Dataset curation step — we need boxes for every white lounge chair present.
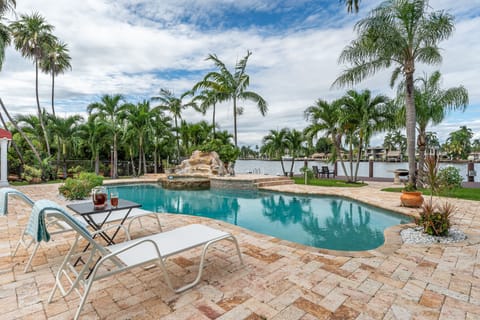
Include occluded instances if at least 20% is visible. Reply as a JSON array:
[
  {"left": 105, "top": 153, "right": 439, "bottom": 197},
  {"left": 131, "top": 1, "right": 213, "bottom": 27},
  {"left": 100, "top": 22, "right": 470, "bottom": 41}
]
[
  {"left": 2, "top": 188, "right": 161, "bottom": 272},
  {"left": 40, "top": 200, "right": 243, "bottom": 320}
]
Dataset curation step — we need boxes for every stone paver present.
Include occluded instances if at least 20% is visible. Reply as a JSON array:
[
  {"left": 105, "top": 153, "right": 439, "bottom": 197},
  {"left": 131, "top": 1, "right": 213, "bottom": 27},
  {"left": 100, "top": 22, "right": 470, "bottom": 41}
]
[{"left": 1, "top": 177, "right": 479, "bottom": 319}]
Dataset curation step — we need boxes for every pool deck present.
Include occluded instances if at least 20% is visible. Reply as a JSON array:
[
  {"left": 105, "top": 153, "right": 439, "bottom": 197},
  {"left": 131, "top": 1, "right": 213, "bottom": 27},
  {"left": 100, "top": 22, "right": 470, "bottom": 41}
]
[{"left": 1, "top": 176, "right": 480, "bottom": 319}]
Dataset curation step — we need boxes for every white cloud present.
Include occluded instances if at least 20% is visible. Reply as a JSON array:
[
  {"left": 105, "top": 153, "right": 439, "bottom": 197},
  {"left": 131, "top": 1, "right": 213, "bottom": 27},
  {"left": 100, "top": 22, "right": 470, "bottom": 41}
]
[{"left": 0, "top": 0, "right": 479, "bottom": 148}]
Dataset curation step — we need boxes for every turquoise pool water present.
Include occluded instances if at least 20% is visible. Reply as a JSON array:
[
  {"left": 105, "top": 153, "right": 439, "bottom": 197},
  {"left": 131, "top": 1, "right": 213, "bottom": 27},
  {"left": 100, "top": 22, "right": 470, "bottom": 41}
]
[{"left": 107, "top": 184, "right": 411, "bottom": 251}]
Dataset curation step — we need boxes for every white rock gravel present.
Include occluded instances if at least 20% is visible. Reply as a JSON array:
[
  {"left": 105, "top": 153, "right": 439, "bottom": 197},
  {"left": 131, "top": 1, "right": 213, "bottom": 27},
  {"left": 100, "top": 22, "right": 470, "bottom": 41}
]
[{"left": 401, "top": 226, "right": 467, "bottom": 244}]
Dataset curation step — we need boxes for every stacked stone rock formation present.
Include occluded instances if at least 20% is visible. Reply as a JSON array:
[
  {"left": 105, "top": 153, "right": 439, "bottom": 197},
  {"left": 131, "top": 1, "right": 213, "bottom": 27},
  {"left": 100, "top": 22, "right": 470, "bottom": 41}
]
[{"left": 174, "top": 151, "right": 228, "bottom": 176}]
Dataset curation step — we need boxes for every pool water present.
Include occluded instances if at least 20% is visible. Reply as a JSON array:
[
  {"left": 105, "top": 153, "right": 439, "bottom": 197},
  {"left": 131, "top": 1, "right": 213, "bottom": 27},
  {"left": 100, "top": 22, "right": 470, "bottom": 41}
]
[{"left": 107, "top": 184, "right": 411, "bottom": 251}]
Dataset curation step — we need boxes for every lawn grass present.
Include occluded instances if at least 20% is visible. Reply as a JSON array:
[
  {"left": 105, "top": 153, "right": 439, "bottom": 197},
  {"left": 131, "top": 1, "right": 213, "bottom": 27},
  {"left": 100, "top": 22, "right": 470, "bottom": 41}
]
[
  {"left": 293, "top": 177, "right": 366, "bottom": 187},
  {"left": 381, "top": 187, "right": 480, "bottom": 201}
]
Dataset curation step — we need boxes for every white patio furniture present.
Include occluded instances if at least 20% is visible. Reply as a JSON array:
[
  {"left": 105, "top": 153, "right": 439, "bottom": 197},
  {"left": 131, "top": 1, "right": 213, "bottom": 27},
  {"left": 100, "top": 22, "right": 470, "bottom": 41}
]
[{"left": 41, "top": 200, "right": 243, "bottom": 320}]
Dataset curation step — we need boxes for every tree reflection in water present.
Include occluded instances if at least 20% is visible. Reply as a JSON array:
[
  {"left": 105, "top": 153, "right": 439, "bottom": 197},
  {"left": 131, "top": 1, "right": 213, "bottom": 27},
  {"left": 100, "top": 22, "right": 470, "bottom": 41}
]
[
  {"left": 302, "top": 199, "right": 384, "bottom": 250},
  {"left": 261, "top": 195, "right": 312, "bottom": 225}
]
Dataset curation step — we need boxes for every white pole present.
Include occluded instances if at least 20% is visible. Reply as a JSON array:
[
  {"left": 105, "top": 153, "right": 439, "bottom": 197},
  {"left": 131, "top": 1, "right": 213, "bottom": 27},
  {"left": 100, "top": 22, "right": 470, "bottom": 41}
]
[{"left": 0, "top": 138, "right": 9, "bottom": 187}]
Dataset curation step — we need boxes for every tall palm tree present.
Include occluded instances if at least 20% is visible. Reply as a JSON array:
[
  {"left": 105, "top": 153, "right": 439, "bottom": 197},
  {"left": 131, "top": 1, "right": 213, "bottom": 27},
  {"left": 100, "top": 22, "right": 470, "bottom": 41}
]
[
  {"left": 151, "top": 88, "right": 195, "bottom": 161},
  {"left": 87, "top": 94, "right": 126, "bottom": 178},
  {"left": 10, "top": 12, "right": 56, "bottom": 156},
  {"left": 333, "top": 0, "right": 455, "bottom": 186},
  {"left": 340, "top": 90, "right": 393, "bottom": 181},
  {"left": 203, "top": 51, "right": 267, "bottom": 146},
  {"left": 40, "top": 39, "right": 71, "bottom": 116},
  {"left": 398, "top": 71, "right": 468, "bottom": 184},
  {"left": 48, "top": 114, "right": 82, "bottom": 178}
]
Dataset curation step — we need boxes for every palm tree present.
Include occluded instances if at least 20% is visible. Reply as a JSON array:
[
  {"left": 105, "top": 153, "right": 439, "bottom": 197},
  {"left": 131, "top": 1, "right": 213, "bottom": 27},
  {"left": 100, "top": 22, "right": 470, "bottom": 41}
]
[
  {"left": 151, "top": 88, "right": 195, "bottom": 161},
  {"left": 0, "top": 0, "right": 15, "bottom": 68},
  {"left": 398, "top": 71, "right": 468, "bottom": 184},
  {"left": 40, "top": 39, "right": 72, "bottom": 116},
  {"left": 10, "top": 12, "right": 57, "bottom": 155},
  {"left": 340, "top": 90, "right": 393, "bottom": 181},
  {"left": 285, "top": 129, "right": 305, "bottom": 176},
  {"left": 191, "top": 88, "right": 224, "bottom": 138},
  {"left": 48, "top": 114, "right": 82, "bottom": 178},
  {"left": 203, "top": 51, "right": 267, "bottom": 146},
  {"left": 77, "top": 115, "right": 109, "bottom": 175},
  {"left": 262, "top": 129, "right": 289, "bottom": 175},
  {"left": 342, "top": 0, "right": 360, "bottom": 13},
  {"left": 304, "top": 98, "right": 349, "bottom": 177},
  {"left": 87, "top": 94, "right": 127, "bottom": 178},
  {"left": 333, "top": 0, "right": 455, "bottom": 186},
  {"left": 123, "top": 100, "right": 159, "bottom": 175}
]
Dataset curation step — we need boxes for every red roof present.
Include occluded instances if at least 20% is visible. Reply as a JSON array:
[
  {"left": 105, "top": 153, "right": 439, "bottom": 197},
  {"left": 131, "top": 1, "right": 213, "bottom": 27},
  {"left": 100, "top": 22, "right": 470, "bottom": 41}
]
[{"left": 0, "top": 128, "right": 12, "bottom": 139}]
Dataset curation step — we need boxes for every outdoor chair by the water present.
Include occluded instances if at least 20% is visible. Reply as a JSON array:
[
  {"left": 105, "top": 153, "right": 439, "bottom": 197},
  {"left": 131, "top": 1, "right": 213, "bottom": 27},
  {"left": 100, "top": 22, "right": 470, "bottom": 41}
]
[
  {"left": 1, "top": 188, "right": 162, "bottom": 272},
  {"left": 41, "top": 200, "right": 243, "bottom": 320},
  {"left": 320, "top": 166, "right": 334, "bottom": 178}
]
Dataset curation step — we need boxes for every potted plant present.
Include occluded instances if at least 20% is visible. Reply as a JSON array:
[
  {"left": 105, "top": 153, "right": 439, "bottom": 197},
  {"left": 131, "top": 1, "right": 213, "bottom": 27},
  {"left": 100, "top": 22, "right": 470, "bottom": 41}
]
[{"left": 400, "top": 181, "right": 424, "bottom": 208}]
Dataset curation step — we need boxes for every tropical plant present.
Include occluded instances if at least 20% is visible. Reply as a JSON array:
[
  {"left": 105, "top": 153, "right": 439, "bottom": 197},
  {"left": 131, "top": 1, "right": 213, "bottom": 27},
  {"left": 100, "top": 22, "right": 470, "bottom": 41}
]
[
  {"left": 191, "top": 87, "right": 225, "bottom": 138},
  {"left": 77, "top": 115, "right": 109, "bottom": 175},
  {"left": 261, "top": 128, "right": 289, "bottom": 175},
  {"left": 304, "top": 98, "right": 343, "bottom": 164},
  {"left": 39, "top": 39, "right": 72, "bottom": 116},
  {"left": 48, "top": 114, "right": 82, "bottom": 178},
  {"left": 123, "top": 100, "right": 159, "bottom": 175},
  {"left": 443, "top": 126, "right": 473, "bottom": 160},
  {"left": 0, "top": 0, "right": 14, "bottom": 69},
  {"left": 284, "top": 129, "right": 305, "bottom": 176},
  {"left": 437, "top": 166, "right": 463, "bottom": 190},
  {"left": 198, "top": 138, "right": 239, "bottom": 169},
  {"left": 333, "top": 0, "right": 455, "bottom": 187},
  {"left": 87, "top": 94, "right": 127, "bottom": 178},
  {"left": 416, "top": 155, "right": 454, "bottom": 236},
  {"left": 21, "top": 164, "right": 42, "bottom": 183},
  {"left": 342, "top": 0, "right": 360, "bottom": 13},
  {"left": 339, "top": 89, "right": 393, "bottom": 181},
  {"left": 151, "top": 88, "right": 195, "bottom": 161},
  {"left": 397, "top": 71, "right": 468, "bottom": 185},
  {"left": 59, "top": 172, "right": 104, "bottom": 200},
  {"left": 202, "top": 51, "right": 267, "bottom": 146},
  {"left": 10, "top": 12, "right": 57, "bottom": 156}
]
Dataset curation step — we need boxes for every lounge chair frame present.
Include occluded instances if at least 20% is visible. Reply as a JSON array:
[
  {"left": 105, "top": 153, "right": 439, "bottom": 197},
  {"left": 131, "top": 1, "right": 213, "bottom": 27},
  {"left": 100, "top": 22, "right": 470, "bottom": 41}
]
[{"left": 46, "top": 210, "right": 243, "bottom": 320}]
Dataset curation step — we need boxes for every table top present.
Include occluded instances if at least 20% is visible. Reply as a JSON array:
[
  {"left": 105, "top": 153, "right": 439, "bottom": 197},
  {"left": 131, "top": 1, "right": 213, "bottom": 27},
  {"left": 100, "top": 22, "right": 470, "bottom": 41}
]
[{"left": 67, "top": 199, "right": 141, "bottom": 215}]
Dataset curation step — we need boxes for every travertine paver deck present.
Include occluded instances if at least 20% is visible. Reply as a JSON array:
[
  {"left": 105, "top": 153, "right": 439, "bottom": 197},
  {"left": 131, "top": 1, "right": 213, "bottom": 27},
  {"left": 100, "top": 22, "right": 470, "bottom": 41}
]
[{"left": 1, "top": 177, "right": 479, "bottom": 319}]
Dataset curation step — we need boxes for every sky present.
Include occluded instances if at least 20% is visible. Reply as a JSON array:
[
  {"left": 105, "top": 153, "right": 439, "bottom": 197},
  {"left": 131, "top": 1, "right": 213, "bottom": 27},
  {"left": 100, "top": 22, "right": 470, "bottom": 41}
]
[{"left": 1, "top": 0, "right": 479, "bottom": 149}]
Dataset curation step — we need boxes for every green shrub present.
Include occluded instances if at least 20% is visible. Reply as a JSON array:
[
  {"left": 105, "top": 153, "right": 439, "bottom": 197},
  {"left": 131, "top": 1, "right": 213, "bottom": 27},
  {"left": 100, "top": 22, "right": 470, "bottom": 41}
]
[
  {"left": 58, "top": 172, "right": 104, "bottom": 200},
  {"left": 68, "top": 165, "right": 84, "bottom": 177},
  {"left": 21, "top": 165, "right": 42, "bottom": 183},
  {"left": 438, "top": 166, "right": 463, "bottom": 190}
]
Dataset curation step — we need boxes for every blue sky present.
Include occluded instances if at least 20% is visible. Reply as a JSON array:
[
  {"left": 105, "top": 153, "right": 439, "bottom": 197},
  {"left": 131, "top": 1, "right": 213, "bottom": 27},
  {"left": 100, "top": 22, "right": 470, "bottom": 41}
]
[{"left": 1, "top": 0, "right": 479, "bottom": 148}]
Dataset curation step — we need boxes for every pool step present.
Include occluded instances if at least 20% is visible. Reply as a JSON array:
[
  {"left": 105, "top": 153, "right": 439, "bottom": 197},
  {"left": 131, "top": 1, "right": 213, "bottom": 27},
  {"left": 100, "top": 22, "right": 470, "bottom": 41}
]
[{"left": 255, "top": 177, "right": 294, "bottom": 188}]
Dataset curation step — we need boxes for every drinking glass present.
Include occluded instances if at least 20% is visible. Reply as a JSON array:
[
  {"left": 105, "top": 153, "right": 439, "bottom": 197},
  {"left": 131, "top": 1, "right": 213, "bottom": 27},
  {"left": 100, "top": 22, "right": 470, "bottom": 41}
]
[{"left": 110, "top": 192, "right": 119, "bottom": 208}]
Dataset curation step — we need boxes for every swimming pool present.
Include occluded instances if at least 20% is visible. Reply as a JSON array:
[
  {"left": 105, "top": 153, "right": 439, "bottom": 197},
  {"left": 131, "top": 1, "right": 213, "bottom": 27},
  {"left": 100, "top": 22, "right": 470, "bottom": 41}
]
[{"left": 107, "top": 184, "right": 411, "bottom": 251}]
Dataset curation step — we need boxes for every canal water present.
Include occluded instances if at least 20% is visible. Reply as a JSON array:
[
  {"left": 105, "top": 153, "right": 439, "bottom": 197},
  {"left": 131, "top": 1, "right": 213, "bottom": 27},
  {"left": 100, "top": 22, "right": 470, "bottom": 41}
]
[{"left": 235, "top": 160, "right": 470, "bottom": 181}]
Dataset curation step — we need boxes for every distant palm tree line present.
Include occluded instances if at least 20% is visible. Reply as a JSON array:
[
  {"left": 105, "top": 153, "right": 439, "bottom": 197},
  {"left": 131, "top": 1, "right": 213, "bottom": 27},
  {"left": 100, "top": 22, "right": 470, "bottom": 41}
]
[{"left": 0, "top": 1, "right": 475, "bottom": 184}]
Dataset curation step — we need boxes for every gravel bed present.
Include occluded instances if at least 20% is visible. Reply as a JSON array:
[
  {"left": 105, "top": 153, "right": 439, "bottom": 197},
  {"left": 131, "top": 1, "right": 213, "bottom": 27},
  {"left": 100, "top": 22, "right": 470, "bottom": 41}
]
[{"left": 401, "top": 226, "right": 467, "bottom": 244}]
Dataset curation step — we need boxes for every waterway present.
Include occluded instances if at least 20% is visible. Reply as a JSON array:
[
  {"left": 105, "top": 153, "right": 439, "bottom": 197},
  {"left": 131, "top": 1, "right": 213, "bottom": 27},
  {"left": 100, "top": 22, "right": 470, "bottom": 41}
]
[{"left": 235, "top": 159, "right": 470, "bottom": 181}]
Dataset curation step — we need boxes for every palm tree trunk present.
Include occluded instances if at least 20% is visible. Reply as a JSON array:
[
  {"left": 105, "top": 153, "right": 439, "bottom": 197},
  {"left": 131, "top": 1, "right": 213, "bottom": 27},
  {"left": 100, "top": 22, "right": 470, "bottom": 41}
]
[
  {"left": 94, "top": 151, "right": 100, "bottom": 175},
  {"left": 280, "top": 158, "right": 286, "bottom": 175},
  {"left": 0, "top": 97, "right": 43, "bottom": 165},
  {"left": 334, "top": 133, "right": 348, "bottom": 180},
  {"left": 405, "top": 71, "right": 417, "bottom": 186},
  {"left": 417, "top": 128, "right": 427, "bottom": 187},
  {"left": 0, "top": 111, "right": 25, "bottom": 166},
  {"left": 153, "top": 144, "right": 158, "bottom": 174},
  {"left": 129, "top": 147, "right": 137, "bottom": 176},
  {"left": 113, "top": 132, "right": 118, "bottom": 178},
  {"left": 289, "top": 159, "right": 295, "bottom": 177},
  {"left": 233, "top": 97, "right": 238, "bottom": 146},
  {"left": 35, "top": 58, "right": 51, "bottom": 156},
  {"left": 174, "top": 116, "right": 180, "bottom": 161},
  {"left": 212, "top": 103, "right": 216, "bottom": 138},
  {"left": 354, "top": 142, "right": 362, "bottom": 182},
  {"left": 143, "top": 148, "right": 147, "bottom": 174},
  {"left": 51, "top": 68, "right": 56, "bottom": 116}
]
